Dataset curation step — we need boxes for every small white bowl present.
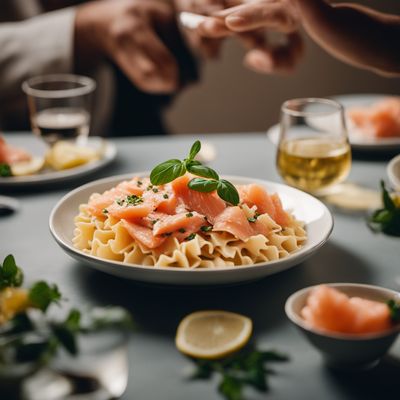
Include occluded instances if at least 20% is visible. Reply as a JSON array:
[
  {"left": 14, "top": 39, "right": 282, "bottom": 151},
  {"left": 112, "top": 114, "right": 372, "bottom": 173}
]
[
  {"left": 387, "top": 154, "right": 400, "bottom": 190},
  {"left": 285, "top": 283, "right": 400, "bottom": 369}
]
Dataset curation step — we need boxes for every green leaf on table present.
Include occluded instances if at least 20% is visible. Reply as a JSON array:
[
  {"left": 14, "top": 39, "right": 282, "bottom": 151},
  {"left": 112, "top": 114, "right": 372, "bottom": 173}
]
[
  {"left": 186, "top": 162, "right": 219, "bottom": 180},
  {"left": 188, "top": 140, "right": 201, "bottom": 160},
  {"left": 0, "top": 254, "right": 24, "bottom": 289},
  {"left": 150, "top": 159, "right": 186, "bottom": 185},
  {"left": 188, "top": 178, "right": 219, "bottom": 193},
  {"left": 218, "top": 375, "right": 243, "bottom": 400},
  {"left": 188, "top": 347, "right": 289, "bottom": 400},
  {"left": 29, "top": 281, "right": 61, "bottom": 312},
  {"left": 0, "top": 163, "right": 12, "bottom": 177},
  {"left": 381, "top": 180, "right": 396, "bottom": 211},
  {"left": 217, "top": 180, "right": 240, "bottom": 205},
  {"left": 65, "top": 309, "right": 81, "bottom": 331},
  {"left": 367, "top": 181, "right": 400, "bottom": 237}
]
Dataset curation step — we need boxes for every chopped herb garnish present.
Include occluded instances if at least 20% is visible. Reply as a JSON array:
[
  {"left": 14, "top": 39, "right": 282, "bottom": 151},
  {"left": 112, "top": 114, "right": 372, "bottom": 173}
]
[
  {"left": 368, "top": 181, "right": 400, "bottom": 237},
  {"left": 137, "top": 180, "right": 143, "bottom": 186},
  {"left": 152, "top": 187, "right": 159, "bottom": 193},
  {"left": 185, "top": 233, "right": 196, "bottom": 241},
  {"left": 387, "top": 299, "right": 400, "bottom": 323},
  {"left": 147, "top": 185, "right": 153, "bottom": 191},
  {"left": 103, "top": 208, "right": 108, "bottom": 214},
  {"left": 116, "top": 198, "right": 124, "bottom": 206},
  {"left": 247, "top": 217, "right": 257, "bottom": 223},
  {"left": 178, "top": 228, "right": 186, "bottom": 233},
  {"left": 188, "top": 346, "right": 289, "bottom": 400},
  {"left": 163, "top": 193, "right": 169, "bottom": 199},
  {"left": 125, "top": 195, "right": 144, "bottom": 206},
  {"left": 0, "top": 163, "right": 12, "bottom": 177},
  {"left": 186, "top": 212, "right": 194, "bottom": 218},
  {"left": 162, "top": 232, "right": 172, "bottom": 237},
  {"left": 149, "top": 141, "right": 240, "bottom": 205},
  {"left": 151, "top": 219, "right": 159, "bottom": 225},
  {"left": 201, "top": 225, "right": 212, "bottom": 232}
]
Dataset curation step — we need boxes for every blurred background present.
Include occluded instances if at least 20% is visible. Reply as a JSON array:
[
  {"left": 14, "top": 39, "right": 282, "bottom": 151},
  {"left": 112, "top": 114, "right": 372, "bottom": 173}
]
[{"left": 167, "top": 0, "right": 400, "bottom": 134}]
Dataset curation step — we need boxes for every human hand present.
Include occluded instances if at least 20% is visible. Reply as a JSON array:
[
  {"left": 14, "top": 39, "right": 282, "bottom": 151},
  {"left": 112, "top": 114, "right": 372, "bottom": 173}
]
[
  {"left": 75, "top": 0, "right": 179, "bottom": 93},
  {"left": 174, "top": 0, "right": 231, "bottom": 58},
  {"left": 209, "top": 0, "right": 304, "bottom": 74}
]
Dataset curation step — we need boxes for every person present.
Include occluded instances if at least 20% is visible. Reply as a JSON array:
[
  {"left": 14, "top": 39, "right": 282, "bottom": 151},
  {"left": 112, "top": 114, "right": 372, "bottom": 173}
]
[
  {"left": 0, "top": 0, "right": 198, "bottom": 136},
  {"left": 205, "top": 0, "right": 400, "bottom": 77},
  {"left": 0, "top": 0, "right": 303, "bottom": 136}
]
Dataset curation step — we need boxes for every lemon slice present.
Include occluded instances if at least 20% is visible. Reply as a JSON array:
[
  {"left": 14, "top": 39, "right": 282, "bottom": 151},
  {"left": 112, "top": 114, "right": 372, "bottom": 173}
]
[
  {"left": 10, "top": 157, "right": 45, "bottom": 176},
  {"left": 46, "top": 141, "right": 100, "bottom": 170},
  {"left": 175, "top": 310, "right": 252, "bottom": 359}
]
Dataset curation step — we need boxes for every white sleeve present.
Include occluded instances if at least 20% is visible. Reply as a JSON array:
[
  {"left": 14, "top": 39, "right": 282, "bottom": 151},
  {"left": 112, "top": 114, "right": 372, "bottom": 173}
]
[{"left": 0, "top": 7, "right": 76, "bottom": 102}]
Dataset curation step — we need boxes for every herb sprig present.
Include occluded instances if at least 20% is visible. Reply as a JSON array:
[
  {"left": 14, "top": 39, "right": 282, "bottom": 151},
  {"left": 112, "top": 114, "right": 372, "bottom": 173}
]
[
  {"left": 368, "top": 181, "right": 400, "bottom": 237},
  {"left": 188, "top": 346, "right": 289, "bottom": 400},
  {"left": 150, "top": 141, "right": 240, "bottom": 205},
  {"left": 0, "top": 255, "right": 133, "bottom": 366},
  {"left": 0, "top": 163, "right": 12, "bottom": 177}
]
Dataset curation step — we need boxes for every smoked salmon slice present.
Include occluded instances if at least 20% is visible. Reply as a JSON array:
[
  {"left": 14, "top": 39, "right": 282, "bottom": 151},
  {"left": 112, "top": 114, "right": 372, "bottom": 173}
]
[
  {"left": 122, "top": 219, "right": 166, "bottom": 249},
  {"left": 239, "top": 184, "right": 291, "bottom": 227},
  {"left": 213, "top": 206, "right": 254, "bottom": 241},
  {"left": 239, "top": 184, "right": 276, "bottom": 218},
  {"left": 153, "top": 211, "right": 206, "bottom": 241},
  {"left": 349, "top": 97, "right": 400, "bottom": 138},
  {"left": 171, "top": 174, "right": 226, "bottom": 223},
  {"left": 142, "top": 183, "right": 178, "bottom": 214},
  {"left": 301, "top": 285, "right": 392, "bottom": 335},
  {"left": 87, "top": 180, "right": 144, "bottom": 217},
  {"left": 106, "top": 196, "right": 153, "bottom": 220},
  {"left": 0, "top": 136, "right": 32, "bottom": 164}
]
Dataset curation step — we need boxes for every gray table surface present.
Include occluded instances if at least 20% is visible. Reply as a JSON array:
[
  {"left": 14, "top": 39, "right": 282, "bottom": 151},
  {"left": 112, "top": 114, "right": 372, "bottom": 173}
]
[{"left": 1, "top": 133, "right": 400, "bottom": 400}]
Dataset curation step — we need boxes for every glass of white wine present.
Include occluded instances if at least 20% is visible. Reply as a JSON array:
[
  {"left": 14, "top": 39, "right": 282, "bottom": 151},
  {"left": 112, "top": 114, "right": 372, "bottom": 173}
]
[
  {"left": 276, "top": 98, "right": 351, "bottom": 196},
  {"left": 22, "top": 74, "right": 96, "bottom": 146}
]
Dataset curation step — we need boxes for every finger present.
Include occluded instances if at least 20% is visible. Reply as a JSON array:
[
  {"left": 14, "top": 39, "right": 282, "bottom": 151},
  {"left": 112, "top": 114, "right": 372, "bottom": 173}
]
[
  {"left": 115, "top": 30, "right": 178, "bottom": 93},
  {"left": 184, "top": 29, "right": 223, "bottom": 58},
  {"left": 197, "top": 17, "right": 232, "bottom": 38},
  {"left": 244, "top": 31, "right": 304, "bottom": 74},
  {"left": 217, "top": 3, "right": 298, "bottom": 33}
]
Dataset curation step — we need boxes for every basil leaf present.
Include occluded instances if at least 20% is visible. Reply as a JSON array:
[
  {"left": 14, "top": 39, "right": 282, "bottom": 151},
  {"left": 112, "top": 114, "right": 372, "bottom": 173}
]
[
  {"left": 218, "top": 375, "right": 243, "bottom": 400},
  {"left": 29, "top": 281, "right": 61, "bottom": 312},
  {"left": 217, "top": 180, "right": 240, "bottom": 205},
  {"left": 150, "top": 159, "right": 186, "bottom": 185},
  {"left": 187, "top": 163, "right": 219, "bottom": 180},
  {"left": 381, "top": 181, "right": 396, "bottom": 211},
  {"left": 188, "top": 178, "right": 219, "bottom": 192},
  {"left": 189, "top": 140, "right": 201, "bottom": 160}
]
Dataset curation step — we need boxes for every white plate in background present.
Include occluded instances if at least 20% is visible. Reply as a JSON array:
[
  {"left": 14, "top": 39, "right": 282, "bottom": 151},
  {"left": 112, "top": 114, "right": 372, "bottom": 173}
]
[
  {"left": 49, "top": 173, "right": 333, "bottom": 286},
  {"left": 0, "top": 136, "right": 117, "bottom": 187},
  {"left": 268, "top": 94, "right": 400, "bottom": 151}
]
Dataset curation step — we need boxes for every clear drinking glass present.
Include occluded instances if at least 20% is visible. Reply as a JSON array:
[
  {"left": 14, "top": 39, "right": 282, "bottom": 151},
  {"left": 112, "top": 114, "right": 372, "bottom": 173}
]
[
  {"left": 276, "top": 98, "right": 352, "bottom": 196},
  {"left": 22, "top": 74, "right": 96, "bottom": 146}
]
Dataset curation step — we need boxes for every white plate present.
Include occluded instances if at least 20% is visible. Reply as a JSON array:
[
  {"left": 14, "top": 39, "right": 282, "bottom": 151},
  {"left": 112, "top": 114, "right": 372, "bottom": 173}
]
[
  {"left": 0, "top": 136, "right": 117, "bottom": 187},
  {"left": 49, "top": 173, "right": 333, "bottom": 286},
  {"left": 387, "top": 154, "right": 400, "bottom": 190},
  {"left": 268, "top": 94, "right": 400, "bottom": 151}
]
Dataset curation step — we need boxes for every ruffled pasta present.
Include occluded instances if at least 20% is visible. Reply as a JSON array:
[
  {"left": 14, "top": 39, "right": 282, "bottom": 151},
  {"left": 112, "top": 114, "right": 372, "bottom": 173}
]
[{"left": 73, "top": 203, "right": 307, "bottom": 268}]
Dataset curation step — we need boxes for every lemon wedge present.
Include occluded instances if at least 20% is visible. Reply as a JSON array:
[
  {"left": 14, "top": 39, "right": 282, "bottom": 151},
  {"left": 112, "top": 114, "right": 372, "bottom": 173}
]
[
  {"left": 175, "top": 310, "right": 253, "bottom": 359},
  {"left": 10, "top": 157, "right": 45, "bottom": 176},
  {"left": 0, "top": 287, "right": 30, "bottom": 324},
  {"left": 46, "top": 141, "right": 100, "bottom": 170}
]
